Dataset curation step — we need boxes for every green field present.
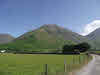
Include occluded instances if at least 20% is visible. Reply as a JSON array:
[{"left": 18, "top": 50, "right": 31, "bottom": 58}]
[
  {"left": 0, "top": 54, "right": 91, "bottom": 75},
  {"left": 92, "top": 51, "right": 100, "bottom": 53}
]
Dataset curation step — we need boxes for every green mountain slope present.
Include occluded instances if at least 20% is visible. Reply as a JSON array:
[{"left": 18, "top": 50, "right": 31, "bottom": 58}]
[
  {"left": 86, "top": 28, "right": 100, "bottom": 50},
  {"left": 0, "top": 24, "right": 88, "bottom": 52}
]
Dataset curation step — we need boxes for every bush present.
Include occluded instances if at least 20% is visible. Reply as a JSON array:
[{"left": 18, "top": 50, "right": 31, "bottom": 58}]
[
  {"left": 62, "top": 42, "right": 91, "bottom": 54},
  {"left": 74, "top": 42, "right": 91, "bottom": 52},
  {"left": 62, "top": 44, "right": 75, "bottom": 53}
]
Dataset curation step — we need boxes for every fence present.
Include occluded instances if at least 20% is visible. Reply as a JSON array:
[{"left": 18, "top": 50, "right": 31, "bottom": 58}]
[
  {"left": 0, "top": 54, "right": 91, "bottom": 75},
  {"left": 39, "top": 55, "right": 91, "bottom": 75}
]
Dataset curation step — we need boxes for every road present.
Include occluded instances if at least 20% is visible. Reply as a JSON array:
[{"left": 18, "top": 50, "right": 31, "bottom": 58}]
[{"left": 75, "top": 54, "right": 100, "bottom": 75}]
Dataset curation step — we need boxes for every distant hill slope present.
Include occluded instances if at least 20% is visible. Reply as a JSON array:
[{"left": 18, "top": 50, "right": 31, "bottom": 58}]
[
  {"left": 0, "top": 34, "right": 14, "bottom": 44},
  {"left": 86, "top": 28, "right": 100, "bottom": 49},
  {"left": 0, "top": 24, "right": 89, "bottom": 52}
]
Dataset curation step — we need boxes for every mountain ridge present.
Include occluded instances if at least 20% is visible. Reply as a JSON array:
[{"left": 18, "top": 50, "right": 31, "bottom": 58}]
[
  {"left": 0, "top": 34, "right": 14, "bottom": 44},
  {"left": 86, "top": 28, "right": 100, "bottom": 49}
]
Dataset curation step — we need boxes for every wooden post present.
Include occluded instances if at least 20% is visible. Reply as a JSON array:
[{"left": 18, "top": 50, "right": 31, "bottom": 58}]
[
  {"left": 64, "top": 63, "right": 66, "bottom": 72},
  {"left": 64, "top": 59, "right": 67, "bottom": 75},
  {"left": 45, "top": 64, "right": 48, "bottom": 75},
  {"left": 79, "top": 55, "right": 81, "bottom": 64},
  {"left": 73, "top": 55, "right": 75, "bottom": 64}
]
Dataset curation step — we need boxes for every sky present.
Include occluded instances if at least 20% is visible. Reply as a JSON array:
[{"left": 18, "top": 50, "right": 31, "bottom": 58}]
[{"left": 0, "top": 0, "right": 100, "bottom": 37}]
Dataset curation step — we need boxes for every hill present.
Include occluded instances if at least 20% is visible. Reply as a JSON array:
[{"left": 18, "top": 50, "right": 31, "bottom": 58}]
[
  {"left": 86, "top": 28, "right": 100, "bottom": 49},
  {"left": 0, "top": 34, "right": 14, "bottom": 44},
  {"left": 0, "top": 24, "right": 88, "bottom": 52}
]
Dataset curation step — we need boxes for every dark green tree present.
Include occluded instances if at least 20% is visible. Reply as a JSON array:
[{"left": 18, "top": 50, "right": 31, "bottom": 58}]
[
  {"left": 62, "top": 44, "right": 75, "bottom": 53},
  {"left": 74, "top": 42, "right": 91, "bottom": 52}
]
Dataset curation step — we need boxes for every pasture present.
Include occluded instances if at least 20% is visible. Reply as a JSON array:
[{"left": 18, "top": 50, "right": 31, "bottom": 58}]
[{"left": 0, "top": 53, "right": 92, "bottom": 75}]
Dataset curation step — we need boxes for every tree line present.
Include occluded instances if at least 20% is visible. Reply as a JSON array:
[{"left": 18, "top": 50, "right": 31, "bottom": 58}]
[
  {"left": 0, "top": 42, "right": 91, "bottom": 54},
  {"left": 62, "top": 42, "right": 91, "bottom": 54}
]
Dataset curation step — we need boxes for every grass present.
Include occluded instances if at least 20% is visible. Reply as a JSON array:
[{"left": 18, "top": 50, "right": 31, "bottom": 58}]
[
  {"left": 92, "top": 51, "right": 100, "bottom": 53},
  {"left": 0, "top": 53, "right": 92, "bottom": 75}
]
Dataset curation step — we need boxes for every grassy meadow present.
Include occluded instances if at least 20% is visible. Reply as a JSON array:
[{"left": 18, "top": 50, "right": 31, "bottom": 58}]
[{"left": 0, "top": 53, "right": 92, "bottom": 75}]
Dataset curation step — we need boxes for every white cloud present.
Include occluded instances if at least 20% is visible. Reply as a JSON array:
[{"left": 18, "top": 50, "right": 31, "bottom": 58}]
[{"left": 81, "top": 20, "right": 100, "bottom": 36}]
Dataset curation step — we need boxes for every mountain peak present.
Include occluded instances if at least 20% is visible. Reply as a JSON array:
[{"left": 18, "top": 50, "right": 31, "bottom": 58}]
[
  {"left": 42, "top": 24, "right": 60, "bottom": 28},
  {"left": 40, "top": 24, "right": 70, "bottom": 33},
  {"left": 43, "top": 24, "right": 58, "bottom": 26}
]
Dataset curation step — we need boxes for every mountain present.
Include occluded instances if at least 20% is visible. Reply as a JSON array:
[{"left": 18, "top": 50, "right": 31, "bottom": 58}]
[
  {"left": 0, "top": 24, "right": 88, "bottom": 52},
  {"left": 86, "top": 28, "right": 100, "bottom": 49},
  {"left": 0, "top": 34, "right": 14, "bottom": 44},
  {"left": 17, "top": 24, "right": 87, "bottom": 42}
]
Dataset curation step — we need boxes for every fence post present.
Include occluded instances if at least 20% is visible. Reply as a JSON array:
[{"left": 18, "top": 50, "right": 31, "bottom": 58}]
[
  {"left": 64, "top": 63, "right": 66, "bottom": 72},
  {"left": 73, "top": 55, "right": 75, "bottom": 64},
  {"left": 64, "top": 59, "right": 67, "bottom": 75},
  {"left": 79, "top": 55, "right": 81, "bottom": 64},
  {"left": 44, "top": 64, "right": 48, "bottom": 75}
]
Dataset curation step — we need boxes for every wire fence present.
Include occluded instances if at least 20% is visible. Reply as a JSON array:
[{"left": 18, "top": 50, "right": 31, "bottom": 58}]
[
  {"left": 0, "top": 54, "right": 91, "bottom": 75},
  {"left": 38, "top": 55, "right": 91, "bottom": 75}
]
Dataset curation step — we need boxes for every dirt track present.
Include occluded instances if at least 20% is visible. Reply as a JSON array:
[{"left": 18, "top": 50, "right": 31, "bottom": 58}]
[{"left": 75, "top": 55, "right": 100, "bottom": 75}]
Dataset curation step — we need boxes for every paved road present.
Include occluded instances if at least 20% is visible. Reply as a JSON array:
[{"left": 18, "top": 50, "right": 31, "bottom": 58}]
[{"left": 75, "top": 55, "right": 100, "bottom": 75}]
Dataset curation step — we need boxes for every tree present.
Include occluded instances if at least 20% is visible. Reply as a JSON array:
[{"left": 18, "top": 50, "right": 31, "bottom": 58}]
[
  {"left": 62, "top": 44, "right": 75, "bottom": 53},
  {"left": 74, "top": 42, "right": 91, "bottom": 52}
]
